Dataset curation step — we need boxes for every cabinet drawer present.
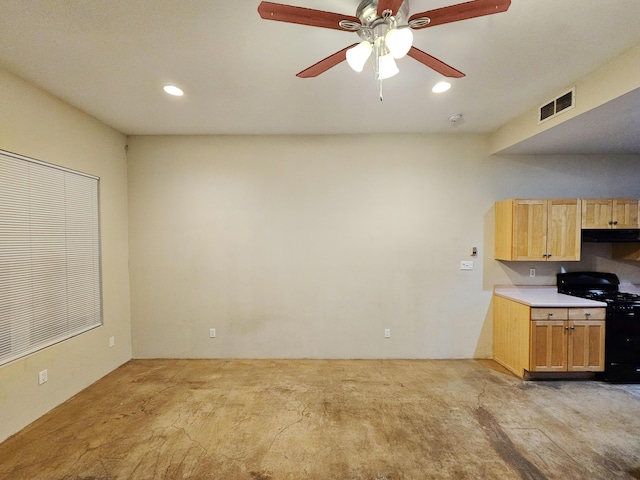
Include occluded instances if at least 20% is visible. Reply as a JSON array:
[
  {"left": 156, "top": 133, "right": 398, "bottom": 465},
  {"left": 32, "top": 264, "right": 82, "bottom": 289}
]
[
  {"left": 568, "top": 308, "right": 606, "bottom": 321},
  {"left": 531, "top": 308, "right": 568, "bottom": 321}
]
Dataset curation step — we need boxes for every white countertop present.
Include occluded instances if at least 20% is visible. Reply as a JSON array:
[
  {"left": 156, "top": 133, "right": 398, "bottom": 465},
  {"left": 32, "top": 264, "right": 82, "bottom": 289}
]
[{"left": 494, "top": 286, "right": 607, "bottom": 308}]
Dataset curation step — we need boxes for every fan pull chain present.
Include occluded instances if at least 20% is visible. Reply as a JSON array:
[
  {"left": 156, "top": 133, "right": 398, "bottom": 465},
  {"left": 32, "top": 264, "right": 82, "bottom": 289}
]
[{"left": 379, "top": 80, "right": 383, "bottom": 101}]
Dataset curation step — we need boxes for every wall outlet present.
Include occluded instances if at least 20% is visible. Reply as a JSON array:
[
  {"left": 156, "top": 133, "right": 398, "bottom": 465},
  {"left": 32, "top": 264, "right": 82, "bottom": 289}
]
[
  {"left": 38, "top": 369, "right": 48, "bottom": 385},
  {"left": 109, "top": 336, "right": 115, "bottom": 347},
  {"left": 530, "top": 268, "right": 536, "bottom": 277},
  {"left": 460, "top": 261, "right": 474, "bottom": 270},
  {"left": 384, "top": 328, "right": 391, "bottom": 338},
  {"left": 209, "top": 328, "right": 216, "bottom": 338}
]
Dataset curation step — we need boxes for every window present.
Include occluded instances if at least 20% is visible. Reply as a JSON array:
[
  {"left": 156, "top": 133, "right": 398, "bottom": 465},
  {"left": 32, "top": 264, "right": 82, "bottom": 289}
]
[{"left": 0, "top": 149, "right": 102, "bottom": 366}]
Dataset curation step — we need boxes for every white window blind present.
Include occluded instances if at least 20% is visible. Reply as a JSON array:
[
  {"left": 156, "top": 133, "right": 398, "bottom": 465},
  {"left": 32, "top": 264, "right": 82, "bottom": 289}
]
[{"left": 0, "top": 149, "right": 102, "bottom": 366}]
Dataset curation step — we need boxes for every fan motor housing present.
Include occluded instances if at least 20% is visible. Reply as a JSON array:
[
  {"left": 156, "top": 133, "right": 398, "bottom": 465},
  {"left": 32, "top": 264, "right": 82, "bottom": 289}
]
[{"left": 355, "top": 0, "right": 410, "bottom": 40}]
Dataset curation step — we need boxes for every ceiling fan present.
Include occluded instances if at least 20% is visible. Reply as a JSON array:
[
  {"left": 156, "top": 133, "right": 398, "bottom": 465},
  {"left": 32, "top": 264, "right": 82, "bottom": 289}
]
[{"left": 258, "top": 0, "right": 511, "bottom": 98}]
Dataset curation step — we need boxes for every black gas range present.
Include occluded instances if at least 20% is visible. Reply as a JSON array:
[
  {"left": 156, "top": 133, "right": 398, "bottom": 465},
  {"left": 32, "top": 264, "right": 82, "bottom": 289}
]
[{"left": 557, "top": 272, "right": 640, "bottom": 383}]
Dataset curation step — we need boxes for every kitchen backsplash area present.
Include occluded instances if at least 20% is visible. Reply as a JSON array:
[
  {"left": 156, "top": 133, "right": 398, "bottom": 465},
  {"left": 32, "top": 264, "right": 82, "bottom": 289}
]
[{"left": 490, "top": 242, "right": 640, "bottom": 289}]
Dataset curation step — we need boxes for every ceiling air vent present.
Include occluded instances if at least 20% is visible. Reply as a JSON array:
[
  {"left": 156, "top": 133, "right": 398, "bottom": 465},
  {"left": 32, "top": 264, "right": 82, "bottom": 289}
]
[{"left": 538, "top": 87, "right": 576, "bottom": 123}]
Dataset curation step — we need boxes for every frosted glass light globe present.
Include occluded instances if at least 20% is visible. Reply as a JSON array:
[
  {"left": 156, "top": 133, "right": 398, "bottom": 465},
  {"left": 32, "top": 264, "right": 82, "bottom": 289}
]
[
  {"left": 377, "top": 53, "right": 399, "bottom": 80},
  {"left": 385, "top": 28, "right": 413, "bottom": 59},
  {"left": 346, "top": 41, "right": 373, "bottom": 72}
]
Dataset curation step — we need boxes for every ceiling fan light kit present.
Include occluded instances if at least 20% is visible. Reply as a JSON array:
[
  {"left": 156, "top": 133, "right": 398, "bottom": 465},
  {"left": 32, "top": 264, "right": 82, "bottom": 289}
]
[
  {"left": 343, "top": 1, "right": 412, "bottom": 86},
  {"left": 258, "top": 0, "right": 511, "bottom": 99}
]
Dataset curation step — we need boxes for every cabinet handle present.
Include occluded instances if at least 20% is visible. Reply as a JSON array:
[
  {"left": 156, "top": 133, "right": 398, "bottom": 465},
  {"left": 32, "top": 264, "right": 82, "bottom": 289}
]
[
  {"left": 613, "top": 221, "right": 618, "bottom": 225},
  {"left": 570, "top": 325, "right": 575, "bottom": 330},
  {"left": 565, "top": 326, "right": 569, "bottom": 331},
  {"left": 585, "top": 312, "right": 591, "bottom": 317},
  {"left": 548, "top": 313, "right": 554, "bottom": 317}
]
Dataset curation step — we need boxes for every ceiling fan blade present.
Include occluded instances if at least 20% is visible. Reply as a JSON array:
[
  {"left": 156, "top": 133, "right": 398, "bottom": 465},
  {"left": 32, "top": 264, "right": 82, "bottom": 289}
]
[
  {"left": 407, "top": 47, "right": 465, "bottom": 78},
  {"left": 296, "top": 44, "right": 358, "bottom": 78},
  {"left": 258, "top": 2, "right": 361, "bottom": 31},
  {"left": 377, "top": 0, "right": 405, "bottom": 16},
  {"left": 409, "top": 0, "right": 511, "bottom": 30}
]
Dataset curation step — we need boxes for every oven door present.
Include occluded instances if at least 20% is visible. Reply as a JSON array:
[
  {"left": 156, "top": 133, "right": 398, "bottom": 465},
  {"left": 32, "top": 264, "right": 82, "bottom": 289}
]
[{"left": 605, "top": 312, "right": 640, "bottom": 383}]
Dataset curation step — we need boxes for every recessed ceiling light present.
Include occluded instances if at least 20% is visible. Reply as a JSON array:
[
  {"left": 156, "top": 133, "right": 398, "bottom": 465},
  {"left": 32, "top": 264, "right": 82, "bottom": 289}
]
[
  {"left": 432, "top": 81, "right": 451, "bottom": 94},
  {"left": 163, "top": 85, "right": 184, "bottom": 96}
]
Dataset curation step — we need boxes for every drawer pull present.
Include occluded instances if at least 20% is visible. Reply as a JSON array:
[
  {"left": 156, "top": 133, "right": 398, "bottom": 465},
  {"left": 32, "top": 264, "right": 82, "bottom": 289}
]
[{"left": 585, "top": 312, "right": 591, "bottom": 317}]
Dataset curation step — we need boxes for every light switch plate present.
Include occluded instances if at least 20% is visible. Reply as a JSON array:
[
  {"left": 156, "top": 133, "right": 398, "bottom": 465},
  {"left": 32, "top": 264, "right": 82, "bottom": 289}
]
[{"left": 460, "top": 261, "right": 474, "bottom": 270}]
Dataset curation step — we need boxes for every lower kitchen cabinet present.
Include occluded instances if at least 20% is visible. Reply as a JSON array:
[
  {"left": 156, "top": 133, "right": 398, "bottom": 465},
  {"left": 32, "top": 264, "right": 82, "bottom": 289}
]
[{"left": 494, "top": 296, "right": 605, "bottom": 378}]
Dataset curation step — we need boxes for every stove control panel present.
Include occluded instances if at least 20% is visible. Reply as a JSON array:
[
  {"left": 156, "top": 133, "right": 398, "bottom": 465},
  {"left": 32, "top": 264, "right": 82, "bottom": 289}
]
[{"left": 610, "top": 304, "right": 638, "bottom": 314}]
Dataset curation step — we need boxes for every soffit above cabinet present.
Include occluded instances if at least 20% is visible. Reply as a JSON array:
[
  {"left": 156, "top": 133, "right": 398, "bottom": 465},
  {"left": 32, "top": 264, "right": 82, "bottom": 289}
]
[{"left": 497, "top": 88, "right": 640, "bottom": 155}]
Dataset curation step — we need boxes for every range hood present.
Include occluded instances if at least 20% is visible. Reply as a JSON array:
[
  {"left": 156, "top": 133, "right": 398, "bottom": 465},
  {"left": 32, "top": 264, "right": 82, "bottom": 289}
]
[{"left": 582, "top": 229, "right": 640, "bottom": 243}]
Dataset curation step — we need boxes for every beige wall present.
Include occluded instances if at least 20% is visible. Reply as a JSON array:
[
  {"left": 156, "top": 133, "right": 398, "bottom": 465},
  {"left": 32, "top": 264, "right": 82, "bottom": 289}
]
[
  {"left": 127, "top": 135, "right": 640, "bottom": 360},
  {"left": 0, "top": 69, "right": 132, "bottom": 442}
]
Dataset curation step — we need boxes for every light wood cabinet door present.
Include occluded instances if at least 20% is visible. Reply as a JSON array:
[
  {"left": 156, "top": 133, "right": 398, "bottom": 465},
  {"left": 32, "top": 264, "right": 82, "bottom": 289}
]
[
  {"left": 513, "top": 199, "right": 547, "bottom": 260},
  {"left": 582, "top": 199, "right": 612, "bottom": 229},
  {"left": 567, "top": 320, "right": 605, "bottom": 372},
  {"left": 547, "top": 199, "right": 581, "bottom": 261},
  {"left": 530, "top": 320, "right": 568, "bottom": 372},
  {"left": 612, "top": 199, "right": 640, "bottom": 229},
  {"left": 582, "top": 198, "right": 640, "bottom": 229}
]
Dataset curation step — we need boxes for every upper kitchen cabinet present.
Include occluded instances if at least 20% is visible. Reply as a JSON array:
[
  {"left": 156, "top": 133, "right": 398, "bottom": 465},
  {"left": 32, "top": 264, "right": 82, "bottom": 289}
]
[
  {"left": 582, "top": 198, "right": 640, "bottom": 229},
  {"left": 495, "top": 199, "right": 581, "bottom": 261}
]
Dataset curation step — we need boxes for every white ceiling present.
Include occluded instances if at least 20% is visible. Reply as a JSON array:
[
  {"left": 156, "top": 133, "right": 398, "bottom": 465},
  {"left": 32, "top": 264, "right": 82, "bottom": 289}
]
[{"left": 1, "top": 0, "right": 640, "bottom": 149}]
